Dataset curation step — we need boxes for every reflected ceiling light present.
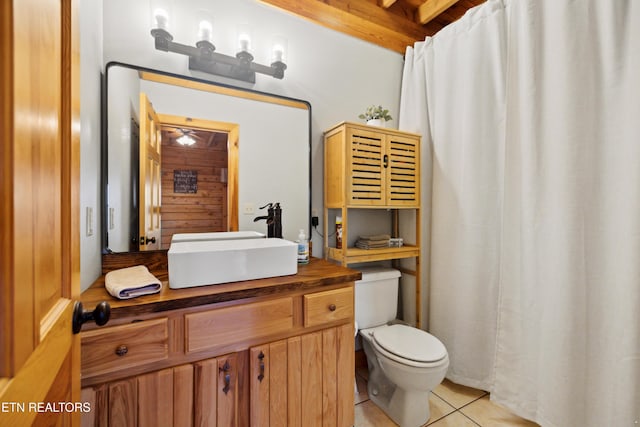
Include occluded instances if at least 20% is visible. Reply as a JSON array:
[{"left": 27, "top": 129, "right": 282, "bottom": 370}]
[
  {"left": 149, "top": 7, "right": 287, "bottom": 84},
  {"left": 176, "top": 133, "right": 196, "bottom": 146}
]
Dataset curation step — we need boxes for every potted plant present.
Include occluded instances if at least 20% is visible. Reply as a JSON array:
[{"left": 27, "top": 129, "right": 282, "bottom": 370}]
[{"left": 359, "top": 105, "right": 392, "bottom": 127}]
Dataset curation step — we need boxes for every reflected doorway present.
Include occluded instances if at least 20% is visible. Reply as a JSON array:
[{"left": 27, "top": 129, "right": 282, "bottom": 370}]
[{"left": 157, "top": 114, "right": 239, "bottom": 249}]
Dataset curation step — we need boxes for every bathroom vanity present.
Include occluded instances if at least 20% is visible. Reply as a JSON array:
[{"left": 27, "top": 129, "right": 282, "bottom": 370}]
[{"left": 79, "top": 255, "right": 359, "bottom": 426}]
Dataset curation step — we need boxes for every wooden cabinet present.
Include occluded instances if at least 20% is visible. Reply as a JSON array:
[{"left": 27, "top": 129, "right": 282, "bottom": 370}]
[
  {"left": 249, "top": 324, "right": 354, "bottom": 427},
  {"left": 323, "top": 121, "right": 422, "bottom": 326},
  {"left": 79, "top": 266, "right": 355, "bottom": 427},
  {"left": 81, "top": 354, "right": 237, "bottom": 427},
  {"left": 325, "top": 122, "right": 420, "bottom": 208}
]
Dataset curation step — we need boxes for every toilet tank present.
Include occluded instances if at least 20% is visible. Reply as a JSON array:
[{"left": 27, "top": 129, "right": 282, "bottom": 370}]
[{"left": 355, "top": 267, "right": 402, "bottom": 329}]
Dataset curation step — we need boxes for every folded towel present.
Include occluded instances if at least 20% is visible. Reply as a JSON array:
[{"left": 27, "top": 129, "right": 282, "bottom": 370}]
[
  {"left": 358, "top": 234, "right": 391, "bottom": 241},
  {"left": 356, "top": 238, "right": 390, "bottom": 245},
  {"left": 355, "top": 241, "right": 390, "bottom": 249},
  {"left": 105, "top": 265, "right": 162, "bottom": 300}
]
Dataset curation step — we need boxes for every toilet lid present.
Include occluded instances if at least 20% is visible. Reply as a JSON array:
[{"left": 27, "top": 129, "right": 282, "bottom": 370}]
[{"left": 373, "top": 324, "right": 447, "bottom": 363}]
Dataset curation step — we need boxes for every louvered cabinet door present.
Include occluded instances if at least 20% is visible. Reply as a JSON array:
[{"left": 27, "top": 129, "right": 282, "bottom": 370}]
[
  {"left": 346, "top": 128, "right": 386, "bottom": 206},
  {"left": 386, "top": 133, "right": 420, "bottom": 207}
]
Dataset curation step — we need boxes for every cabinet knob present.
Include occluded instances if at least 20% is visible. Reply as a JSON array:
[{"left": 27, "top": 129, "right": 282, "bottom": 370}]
[
  {"left": 115, "top": 345, "right": 128, "bottom": 357},
  {"left": 72, "top": 301, "right": 111, "bottom": 334},
  {"left": 328, "top": 303, "right": 337, "bottom": 312}
]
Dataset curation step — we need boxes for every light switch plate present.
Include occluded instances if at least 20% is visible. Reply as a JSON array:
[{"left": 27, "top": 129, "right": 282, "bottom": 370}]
[
  {"left": 86, "top": 207, "right": 94, "bottom": 237},
  {"left": 243, "top": 203, "right": 255, "bottom": 215}
]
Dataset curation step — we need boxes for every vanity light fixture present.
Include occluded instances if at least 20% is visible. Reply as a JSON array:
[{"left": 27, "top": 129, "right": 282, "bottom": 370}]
[{"left": 150, "top": 8, "right": 287, "bottom": 84}]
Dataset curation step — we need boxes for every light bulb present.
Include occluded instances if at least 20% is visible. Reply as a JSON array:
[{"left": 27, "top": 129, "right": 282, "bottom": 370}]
[
  {"left": 198, "top": 20, "right": 213, "bottom": 42},
  {"left": 237, "top": 25, "right": 252, "bottom": 53},
  {"left": 272, "top": 45, "right": 284, "bottom": 62},
  {"left": 154, "top": 8, "right": 169, "bottom": 31},
  {"left": 271, "top": 36, "right": 287, "bottom": 63}
]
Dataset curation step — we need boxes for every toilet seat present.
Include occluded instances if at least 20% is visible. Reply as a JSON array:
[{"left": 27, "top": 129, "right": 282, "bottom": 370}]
[{"left": 371, "top": 324, "right": 447, "bottom": 368}]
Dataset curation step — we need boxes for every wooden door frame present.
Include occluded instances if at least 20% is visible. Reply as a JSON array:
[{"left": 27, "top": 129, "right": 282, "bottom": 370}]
[
  {"left": 157, "top": 114, "right": 240, "bottom": 232},
  {"left": 139, "top": 92, "right": 163, "bottom": 251}
]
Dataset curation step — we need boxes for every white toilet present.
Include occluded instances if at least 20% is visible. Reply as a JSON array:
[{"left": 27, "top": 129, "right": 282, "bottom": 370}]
[{"left": 355, "top": 267, "right": 449, "bottom": 427}]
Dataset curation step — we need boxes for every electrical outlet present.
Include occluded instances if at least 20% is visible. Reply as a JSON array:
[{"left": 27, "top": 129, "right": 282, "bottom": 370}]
[
  {"left": 312, "top": 208, "right": 318, "bottom": 217},
  {"left": 243, "top": 203, "right": 255, "bottom": 215}
]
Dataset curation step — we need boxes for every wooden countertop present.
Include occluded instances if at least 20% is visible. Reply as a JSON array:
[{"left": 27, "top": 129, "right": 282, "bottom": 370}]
[{"left": 81, "top": 257, "right": 361, "bottom": 317}]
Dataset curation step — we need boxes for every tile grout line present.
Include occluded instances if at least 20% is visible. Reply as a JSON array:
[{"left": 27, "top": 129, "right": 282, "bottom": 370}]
[
  {"left": 455, "top": 409, "right": 483, "bottom": 427},
  {"left": 455, "top": 392, "right": 489, "bottom": 411}
]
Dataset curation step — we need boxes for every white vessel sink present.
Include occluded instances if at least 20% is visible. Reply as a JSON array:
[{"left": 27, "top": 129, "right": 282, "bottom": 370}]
[
  {"left": 168, "top": 238, "right": 298, "bottom": 289},
  {"left": 171, "top": 231, "right": 265, "bottom": 244}
]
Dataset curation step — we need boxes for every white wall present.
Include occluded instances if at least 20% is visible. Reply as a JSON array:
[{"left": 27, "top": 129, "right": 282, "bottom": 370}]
[
  {"left": 99, "top": 0, "right": 404, "bottom": 256},
  {"left": 80, "top": 0, "right": 104, "bottom": 290}
]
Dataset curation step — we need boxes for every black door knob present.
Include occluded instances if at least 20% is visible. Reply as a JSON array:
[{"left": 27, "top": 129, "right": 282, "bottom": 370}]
[
  {"left": 72, "top": 301, "right": 111, "bottom": 334},
  {"left": 141, "top": 236, "right": 156, "bottom": 245}
]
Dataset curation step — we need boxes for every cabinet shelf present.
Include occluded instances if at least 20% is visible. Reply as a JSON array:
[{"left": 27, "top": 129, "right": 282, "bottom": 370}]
[{"left": 327, "top": 245, "right": 420, "bottom": 264}]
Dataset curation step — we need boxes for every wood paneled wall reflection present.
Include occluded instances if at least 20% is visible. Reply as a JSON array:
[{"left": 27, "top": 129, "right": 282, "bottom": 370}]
[{"left": 160, "top": 128, "right": 228, "bottom": 248}]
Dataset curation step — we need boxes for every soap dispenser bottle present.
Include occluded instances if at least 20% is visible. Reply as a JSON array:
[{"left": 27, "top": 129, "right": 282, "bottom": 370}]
[{"left": 297, "top": 229, "right": 309, "bottom": 264}]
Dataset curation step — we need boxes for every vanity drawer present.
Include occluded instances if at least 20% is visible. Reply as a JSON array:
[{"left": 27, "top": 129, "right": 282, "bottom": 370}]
[
  {"left": 303, "top": 287, "right": 354, "bottom": 327},
  {"left": 185, "top": 297, "right": 294, "bottom": 354},
  {"left": 81, "top": 318, "right": 169, "bottom": 378}
]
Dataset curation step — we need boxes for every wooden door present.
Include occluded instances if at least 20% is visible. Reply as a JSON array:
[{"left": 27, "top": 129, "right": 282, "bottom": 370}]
[
  {"left": 0, "top": 0, "right": 81, "bottom": 425},
  {"left": 139, "top": 92, "right": 162, "bottom": 250}
]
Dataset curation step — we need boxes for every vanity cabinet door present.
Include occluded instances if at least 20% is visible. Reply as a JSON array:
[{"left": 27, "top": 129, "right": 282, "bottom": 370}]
[
  {"left": 81, "top": 354, "right": 240, "bottom": 427},
  {"left": 194, "top": 354, "right": 238, "bottom": 427},
  {"left": 249, "top": 324, "right": 354, "bottom": 427},
  {"left": 82, "top": 365, "right": 192, "bottom": 427}
]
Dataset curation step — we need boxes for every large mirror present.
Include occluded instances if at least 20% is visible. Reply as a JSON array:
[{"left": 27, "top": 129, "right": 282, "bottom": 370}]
[{"left": 103, "top": 62, "right": 311, "bottom": 253}]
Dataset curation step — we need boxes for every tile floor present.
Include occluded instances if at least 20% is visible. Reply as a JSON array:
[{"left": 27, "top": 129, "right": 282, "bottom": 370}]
[{"left": 354, "top": 367, "right": 540, "bottom": 427}]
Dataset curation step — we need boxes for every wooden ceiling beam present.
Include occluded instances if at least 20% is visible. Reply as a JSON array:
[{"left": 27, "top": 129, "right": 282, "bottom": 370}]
[
  {"left": 378, "top": 0, "right": 398, "bottom": 8},
  {"left": 258, "top": 0, "right": 485, "bottom": 52},
  {"left": 416, "top": 0, "right": 461, "bottom": 25},
  {"left": 258, "top": 0, "right": 429, "bottom": 53}
]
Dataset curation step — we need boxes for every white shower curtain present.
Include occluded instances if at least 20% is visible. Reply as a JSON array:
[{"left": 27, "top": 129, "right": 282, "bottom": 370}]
[{"left": 399, "top": 1, "right": 640, "bottom": 425}]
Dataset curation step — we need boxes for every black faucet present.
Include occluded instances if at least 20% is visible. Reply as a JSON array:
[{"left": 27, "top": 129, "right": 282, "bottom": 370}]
[{"left": 253, "top": 202, "right": 282, "bottom": 238}]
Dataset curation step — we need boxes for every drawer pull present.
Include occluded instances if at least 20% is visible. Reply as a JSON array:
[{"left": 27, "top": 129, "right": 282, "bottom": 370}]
[
  {"left": 115, "top": 345, "right": 128, "bottom": 357},
  {"left": 328, "top": 304, "right": 337, "bottom": 312},
  {"left": 218, "top": 360, "right": 232, "bottom": 394},
  {"left": 258, "top": 351, "right": 265, "bottom": 382},
  {"left": 223, "top": 374, "right": 231, "bottom": 394}
]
